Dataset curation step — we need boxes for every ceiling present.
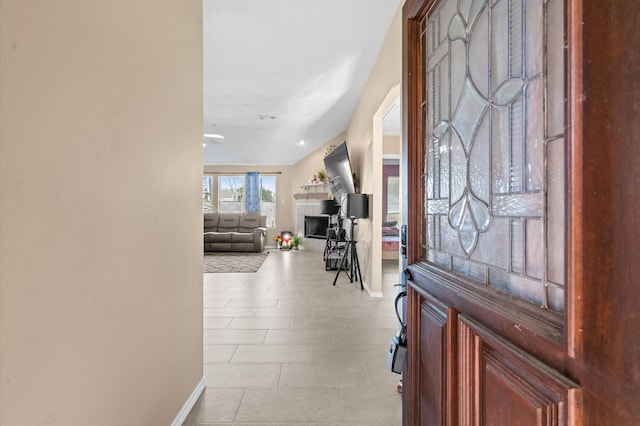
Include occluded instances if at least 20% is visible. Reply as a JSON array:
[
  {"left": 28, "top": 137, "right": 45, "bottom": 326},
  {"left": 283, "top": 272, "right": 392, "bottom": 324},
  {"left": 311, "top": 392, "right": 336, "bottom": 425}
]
[{"left": 203, "top": 0, "right": 401, "bottom": 166}]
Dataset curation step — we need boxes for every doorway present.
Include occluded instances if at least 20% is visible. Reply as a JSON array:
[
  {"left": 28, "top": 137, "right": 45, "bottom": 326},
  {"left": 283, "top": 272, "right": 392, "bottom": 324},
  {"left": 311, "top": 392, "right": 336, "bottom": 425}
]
[{"left": 371, "top": 85, "right": 401, "bottom": 296}]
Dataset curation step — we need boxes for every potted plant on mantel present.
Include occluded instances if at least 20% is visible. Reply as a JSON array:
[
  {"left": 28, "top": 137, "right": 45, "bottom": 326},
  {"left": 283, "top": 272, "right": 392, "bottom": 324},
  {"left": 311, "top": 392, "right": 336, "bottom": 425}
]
[{"left": 316, "top": 169, "right": 327, "bottom": 184}]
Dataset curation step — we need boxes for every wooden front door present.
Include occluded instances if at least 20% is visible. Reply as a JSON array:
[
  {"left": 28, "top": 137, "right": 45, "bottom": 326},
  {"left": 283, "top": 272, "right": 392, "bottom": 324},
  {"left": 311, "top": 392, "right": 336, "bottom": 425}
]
[{"left": 401, "top": 0, "right": 640, "bottom": 424}]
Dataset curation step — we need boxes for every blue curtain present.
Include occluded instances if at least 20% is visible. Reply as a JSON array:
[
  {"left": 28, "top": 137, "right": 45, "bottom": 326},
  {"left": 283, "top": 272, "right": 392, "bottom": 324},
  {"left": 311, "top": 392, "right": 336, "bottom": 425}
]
[{"left": 245, "top": 171, "right": 261, "bottom": 213}]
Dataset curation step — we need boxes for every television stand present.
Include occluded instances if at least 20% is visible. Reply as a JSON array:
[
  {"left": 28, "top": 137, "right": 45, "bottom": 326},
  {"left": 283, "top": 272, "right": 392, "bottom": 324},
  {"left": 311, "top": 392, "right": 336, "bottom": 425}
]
[{"left": 324, "top": 227, "right": 348, "bottom": 271}]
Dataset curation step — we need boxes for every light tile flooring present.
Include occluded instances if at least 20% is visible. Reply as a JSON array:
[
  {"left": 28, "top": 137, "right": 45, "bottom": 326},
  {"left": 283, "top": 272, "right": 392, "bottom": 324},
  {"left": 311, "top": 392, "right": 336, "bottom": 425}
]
[{"left": 183, "top": 248, "right": 403, "bottom": 425}]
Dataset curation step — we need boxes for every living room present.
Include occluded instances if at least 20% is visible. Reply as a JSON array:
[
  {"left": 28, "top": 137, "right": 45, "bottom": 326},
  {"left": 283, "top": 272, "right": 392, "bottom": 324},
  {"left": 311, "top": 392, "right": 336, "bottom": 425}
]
[{"left": 202, "top": 5, "right": 404, "bottom": 297}]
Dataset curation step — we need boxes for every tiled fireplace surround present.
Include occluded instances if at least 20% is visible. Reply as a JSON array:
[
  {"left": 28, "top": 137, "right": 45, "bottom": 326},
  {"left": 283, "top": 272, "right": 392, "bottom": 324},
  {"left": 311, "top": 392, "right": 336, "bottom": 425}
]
[{"left": 295, "top": 199, "right": 328, "bottom": 252}]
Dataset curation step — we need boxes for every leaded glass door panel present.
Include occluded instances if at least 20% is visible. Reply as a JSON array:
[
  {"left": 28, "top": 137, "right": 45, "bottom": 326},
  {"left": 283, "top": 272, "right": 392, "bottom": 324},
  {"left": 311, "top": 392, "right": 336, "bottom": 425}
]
[{"left": 424, "top": 0, "right": 565, "bottom": 314}]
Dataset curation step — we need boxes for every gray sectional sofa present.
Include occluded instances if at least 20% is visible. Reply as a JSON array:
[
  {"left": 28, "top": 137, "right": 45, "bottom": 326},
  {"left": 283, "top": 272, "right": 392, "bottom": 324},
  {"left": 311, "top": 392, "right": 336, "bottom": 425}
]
[{"left": 204, "top": 212, "right": 267, "bottom": 252}]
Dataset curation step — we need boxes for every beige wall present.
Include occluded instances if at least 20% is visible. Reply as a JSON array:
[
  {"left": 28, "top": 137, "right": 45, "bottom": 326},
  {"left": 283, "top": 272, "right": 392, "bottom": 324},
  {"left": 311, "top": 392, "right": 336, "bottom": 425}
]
[
  {"left": 383, "top": 135, "right": 401, "bottom": 155},
  {"left": 286, "top": 3, "right": 402, "bottom": 289},
  {"left": 342, "top": 2, "right": 403, "bottom": 293},
  {"left": 0, "top": 1, "right": 203, "bottom": 425},
  {"left": 290, "top": 133, "right": 346, "bottom": 192},
  {"left": 289, "top": 134, "right": 347, "bottom": 249},
  {"left": 203, "top": 165, "right": 294, "bottom": 243}
]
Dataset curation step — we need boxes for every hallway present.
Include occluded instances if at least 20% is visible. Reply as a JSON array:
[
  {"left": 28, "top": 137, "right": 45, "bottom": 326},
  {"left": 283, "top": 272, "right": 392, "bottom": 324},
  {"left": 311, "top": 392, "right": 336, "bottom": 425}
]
[{"left": 183, "top": 249, "right": 403, "bottom": 425}]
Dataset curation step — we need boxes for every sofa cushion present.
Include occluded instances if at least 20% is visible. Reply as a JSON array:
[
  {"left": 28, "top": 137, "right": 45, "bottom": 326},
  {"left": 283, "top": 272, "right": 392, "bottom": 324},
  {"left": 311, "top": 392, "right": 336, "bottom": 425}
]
[
  {"left": 204, "top": 212, "right": 220, "bottom": 233},
  {"left": 238, "top": 213, "right": 266, "bottom": 233},
  {"left": 231, "top": 232, "right": 254, "bottom": 244},
  {"left": 217, "top": 213, "right": 241, "bottom": 232},
  {"left": 204, "top": 232, "right": 232, "bottom": 243}
]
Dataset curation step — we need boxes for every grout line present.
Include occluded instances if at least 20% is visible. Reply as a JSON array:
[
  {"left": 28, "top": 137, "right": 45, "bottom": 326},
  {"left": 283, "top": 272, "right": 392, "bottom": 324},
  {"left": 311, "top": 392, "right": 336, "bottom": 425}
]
[
  {"left": 228, "top": 344, "right": 240, "bottom": 364},
  {"left": 231, "top": 387, "right": 247, "bottom": 423},
  {"left": 276, "top": 363, "right": 283, "bottom": 388}
]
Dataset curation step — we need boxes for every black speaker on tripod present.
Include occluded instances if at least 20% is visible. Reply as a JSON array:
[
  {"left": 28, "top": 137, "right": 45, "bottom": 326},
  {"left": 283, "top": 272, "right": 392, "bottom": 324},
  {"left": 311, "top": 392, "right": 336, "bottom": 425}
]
[
  {"left": 320, "top": 199, "right": 340, "bottom": 216},
  {"left": 345, "top": 193, "right": 369, "bottom": 219},
  {"left": 332, "top": 193, "right": 369, "bottom": 289}
]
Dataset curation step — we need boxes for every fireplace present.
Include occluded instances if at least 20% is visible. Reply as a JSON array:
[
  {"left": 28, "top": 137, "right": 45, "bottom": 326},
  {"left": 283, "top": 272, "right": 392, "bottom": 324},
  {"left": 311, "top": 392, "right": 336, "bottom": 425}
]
[{"left": 304, "top": 215, "right": 330, "bottom": 240}]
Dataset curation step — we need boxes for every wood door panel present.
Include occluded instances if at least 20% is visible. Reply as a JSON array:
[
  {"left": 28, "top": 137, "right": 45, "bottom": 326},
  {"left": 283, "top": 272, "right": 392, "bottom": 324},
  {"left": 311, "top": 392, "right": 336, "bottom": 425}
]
[
  {"left": 484, "top": 367, "right": 543, "bottom": 426},
  {"left": 419, "top": 295, "right": 447, "bottom": 426},
  {"left": 458, "top": 316, "right": 580, "bottom": 426},
  {"left": 408, "top": 285, "right": 457, "bottom": 426}
]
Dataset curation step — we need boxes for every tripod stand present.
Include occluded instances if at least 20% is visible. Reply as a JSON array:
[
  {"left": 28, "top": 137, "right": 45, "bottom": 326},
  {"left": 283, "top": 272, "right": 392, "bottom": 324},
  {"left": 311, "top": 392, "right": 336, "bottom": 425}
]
[{"left": 332, "top": 217, "right": 363, "bottom": 290}]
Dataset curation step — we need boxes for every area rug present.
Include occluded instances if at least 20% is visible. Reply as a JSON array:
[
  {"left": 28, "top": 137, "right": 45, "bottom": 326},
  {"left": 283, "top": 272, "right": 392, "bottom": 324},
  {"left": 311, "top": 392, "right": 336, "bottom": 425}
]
[{"left": 203, "top": 251, "right": 270, "bottom": 273}]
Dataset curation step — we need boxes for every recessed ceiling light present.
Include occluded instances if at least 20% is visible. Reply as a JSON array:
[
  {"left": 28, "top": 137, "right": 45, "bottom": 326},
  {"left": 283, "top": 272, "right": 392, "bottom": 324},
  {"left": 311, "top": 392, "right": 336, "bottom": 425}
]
[
  {"left": 298, "top": 140, "right": 305, "bottom": 145},
  {"left": 202, "top": 143, "right": 206, "bottom": 147},
  {"left": 203, "top": 134, "right": 224, "bottom": 139}
]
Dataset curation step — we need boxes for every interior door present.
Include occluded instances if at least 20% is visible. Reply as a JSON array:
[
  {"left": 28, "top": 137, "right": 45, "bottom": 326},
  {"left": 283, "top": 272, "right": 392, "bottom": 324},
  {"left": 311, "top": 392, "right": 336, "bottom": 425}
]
[{"left": 401, "top": 0, "right": 640, "bottom": 424}]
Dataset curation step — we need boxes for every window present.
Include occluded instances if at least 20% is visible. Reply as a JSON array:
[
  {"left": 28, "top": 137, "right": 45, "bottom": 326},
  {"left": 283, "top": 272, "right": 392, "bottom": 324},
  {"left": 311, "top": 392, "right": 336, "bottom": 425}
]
[
  {"left": 218, "top": 176, "right": 244, "bottom": 213},
  {"left": 387, "top": 176, "right": 400, "bottom": 215},
  {"left": 210, "top": 174, "right": 277, "bottom": 228},
  {"left": 259, "top": 175, "right": 276, "bottom": 228},
  {"left": 203, "top": 176, "right": 213, "bottom": 213}
]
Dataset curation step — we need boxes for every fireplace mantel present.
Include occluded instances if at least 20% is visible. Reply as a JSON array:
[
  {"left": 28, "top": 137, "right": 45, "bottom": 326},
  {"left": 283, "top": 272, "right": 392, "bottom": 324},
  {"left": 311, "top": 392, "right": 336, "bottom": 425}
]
[
  {"left": 293, "top": 183, "right": 330, "bottom": 202},
  {"left": 293, "top": 192, "right": 330, "bottom": 201}
]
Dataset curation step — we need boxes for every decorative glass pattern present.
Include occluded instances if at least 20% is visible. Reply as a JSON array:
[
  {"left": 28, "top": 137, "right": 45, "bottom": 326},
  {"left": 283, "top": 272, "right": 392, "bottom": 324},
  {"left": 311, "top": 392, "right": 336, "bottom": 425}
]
[{"left": 423, "top": 0, "right": 565, "bottom": 312}]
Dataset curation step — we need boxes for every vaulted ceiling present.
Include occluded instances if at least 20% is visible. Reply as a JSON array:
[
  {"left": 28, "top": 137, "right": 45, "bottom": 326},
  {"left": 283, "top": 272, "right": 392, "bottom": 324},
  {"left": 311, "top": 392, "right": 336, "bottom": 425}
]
[{"left": 203, "top": 0, "right": 401, "bottom": 166}]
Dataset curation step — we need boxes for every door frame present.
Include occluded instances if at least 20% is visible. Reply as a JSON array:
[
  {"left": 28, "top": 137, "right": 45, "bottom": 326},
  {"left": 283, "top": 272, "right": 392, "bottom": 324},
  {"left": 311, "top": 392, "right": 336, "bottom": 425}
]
[{"left": 372, "top": 84, "right": 402, "bottom": 295}]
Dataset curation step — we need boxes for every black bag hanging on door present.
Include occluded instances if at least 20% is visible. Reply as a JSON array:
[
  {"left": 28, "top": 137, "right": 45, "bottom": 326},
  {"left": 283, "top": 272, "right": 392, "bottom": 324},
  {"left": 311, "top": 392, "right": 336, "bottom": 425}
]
[{"left": 388, "top": 289, "right": 407, "bottom": 374}]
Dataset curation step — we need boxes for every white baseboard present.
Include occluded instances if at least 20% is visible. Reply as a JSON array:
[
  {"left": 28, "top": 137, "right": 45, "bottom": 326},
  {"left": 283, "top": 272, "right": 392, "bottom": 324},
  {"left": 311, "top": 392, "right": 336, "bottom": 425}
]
[
  {"left": 171, "top": 376, "right": 206, "bottom": 426},
  {"left": 363, "top": 282, "right": 384, "bottom": 298}
]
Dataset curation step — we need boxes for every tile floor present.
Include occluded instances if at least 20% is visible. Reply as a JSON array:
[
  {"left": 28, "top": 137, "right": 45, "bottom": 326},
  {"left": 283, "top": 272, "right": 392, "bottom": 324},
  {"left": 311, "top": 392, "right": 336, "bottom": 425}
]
[{"left": 183, "top": 248, "right": 404, "bottom": 425}]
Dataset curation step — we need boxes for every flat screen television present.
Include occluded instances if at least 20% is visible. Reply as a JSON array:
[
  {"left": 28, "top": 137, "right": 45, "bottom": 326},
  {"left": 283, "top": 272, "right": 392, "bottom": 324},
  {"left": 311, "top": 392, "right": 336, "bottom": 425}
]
[{"left": 323, "top": 142, "right": 356, "bottom": 202}]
